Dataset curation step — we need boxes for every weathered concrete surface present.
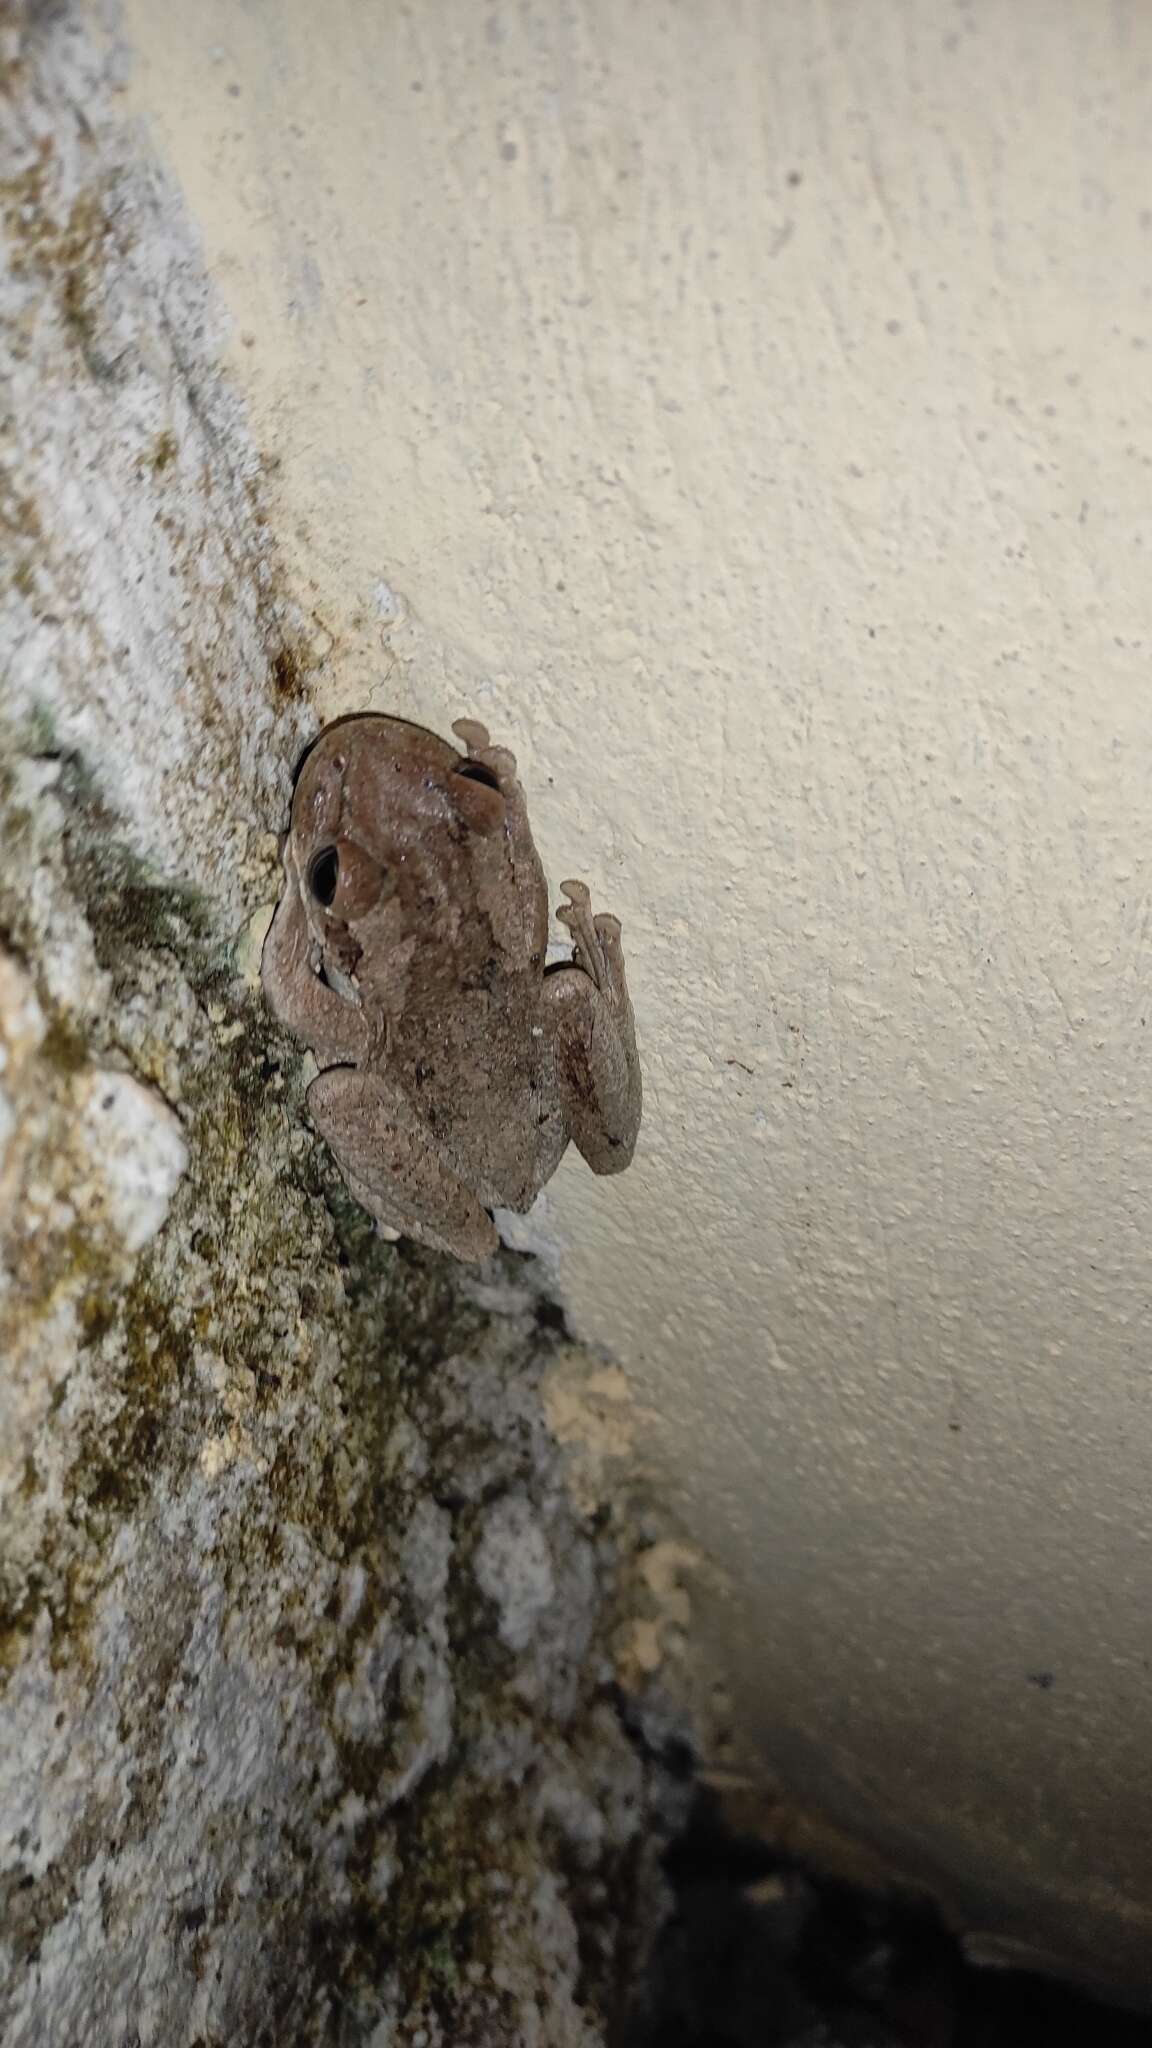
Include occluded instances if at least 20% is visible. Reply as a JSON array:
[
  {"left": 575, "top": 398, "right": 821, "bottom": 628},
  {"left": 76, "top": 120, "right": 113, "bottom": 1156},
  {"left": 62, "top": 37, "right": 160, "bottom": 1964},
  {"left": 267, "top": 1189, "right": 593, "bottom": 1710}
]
[
  {"left": 114, "top": 0, "right": 1152, "bottom": 1993},
  {"left": 0, "top": 9, "right": 685, "bottom": 2042}
]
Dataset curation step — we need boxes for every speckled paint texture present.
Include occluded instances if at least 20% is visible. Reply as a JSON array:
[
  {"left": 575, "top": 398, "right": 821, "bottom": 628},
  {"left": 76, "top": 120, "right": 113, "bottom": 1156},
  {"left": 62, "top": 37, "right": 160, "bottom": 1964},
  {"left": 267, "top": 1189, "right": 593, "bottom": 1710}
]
[
  {"left": 118, "top": 0, "right": 1152, "bottom": 1992},
  {"left": 0, "top": 8, "right": 688, "bottom": 2041}
]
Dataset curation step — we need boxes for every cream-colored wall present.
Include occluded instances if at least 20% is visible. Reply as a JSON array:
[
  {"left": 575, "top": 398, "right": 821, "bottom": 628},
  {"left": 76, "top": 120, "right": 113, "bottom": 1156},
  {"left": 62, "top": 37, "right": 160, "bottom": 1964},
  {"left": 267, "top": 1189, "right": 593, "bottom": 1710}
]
[{"left": 119, "top": 0, "right": 1152, "bottom": 1987}]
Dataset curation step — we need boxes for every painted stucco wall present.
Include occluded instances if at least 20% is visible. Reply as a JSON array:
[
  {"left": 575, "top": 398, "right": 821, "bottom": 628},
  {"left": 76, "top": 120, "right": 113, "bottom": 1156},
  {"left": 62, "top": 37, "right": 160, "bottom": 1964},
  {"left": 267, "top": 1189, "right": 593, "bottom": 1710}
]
[{"left": 118, "top": 0, "right": 1152, "bottom": 1989}]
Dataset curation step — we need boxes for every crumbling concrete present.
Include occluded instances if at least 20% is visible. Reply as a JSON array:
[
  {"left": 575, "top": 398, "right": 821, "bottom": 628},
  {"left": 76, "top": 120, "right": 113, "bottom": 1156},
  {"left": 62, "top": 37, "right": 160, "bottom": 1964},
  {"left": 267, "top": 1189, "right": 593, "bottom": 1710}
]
[{"left": 0, "top": 8, "right": 687, "bottom": 2040}]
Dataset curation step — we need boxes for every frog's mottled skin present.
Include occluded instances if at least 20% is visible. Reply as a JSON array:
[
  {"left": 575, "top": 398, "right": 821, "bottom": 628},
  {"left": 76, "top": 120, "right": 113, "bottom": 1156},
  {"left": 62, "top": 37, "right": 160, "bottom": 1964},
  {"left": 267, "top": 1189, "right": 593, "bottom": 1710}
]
[{"left": 261, "top": 714, "right": 641, "bottom": 1261}]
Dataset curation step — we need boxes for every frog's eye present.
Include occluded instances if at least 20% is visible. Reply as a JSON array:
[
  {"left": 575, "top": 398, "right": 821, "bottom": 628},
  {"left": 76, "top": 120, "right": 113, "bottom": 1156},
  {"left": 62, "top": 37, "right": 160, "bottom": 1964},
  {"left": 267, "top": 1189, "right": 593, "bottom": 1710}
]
[
  {"left": 308, "top": 846, "right": 340, "bottom": 908},
  {"left": 307, "top": 840, "right": 391, "bottom": 919},
  {"left": 455, "top": 760, "right": 501, "bottom": 792},
  {"left": 450, "top": 758, "right": 506, "bottom": 835}
]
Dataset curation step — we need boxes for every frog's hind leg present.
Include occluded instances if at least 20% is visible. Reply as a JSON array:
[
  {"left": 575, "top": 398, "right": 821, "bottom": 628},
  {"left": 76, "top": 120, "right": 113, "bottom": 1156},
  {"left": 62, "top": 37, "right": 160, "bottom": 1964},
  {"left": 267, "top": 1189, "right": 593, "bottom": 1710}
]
[{"left": 306, "top": 1068, "right": 499, "bottom": 1262}]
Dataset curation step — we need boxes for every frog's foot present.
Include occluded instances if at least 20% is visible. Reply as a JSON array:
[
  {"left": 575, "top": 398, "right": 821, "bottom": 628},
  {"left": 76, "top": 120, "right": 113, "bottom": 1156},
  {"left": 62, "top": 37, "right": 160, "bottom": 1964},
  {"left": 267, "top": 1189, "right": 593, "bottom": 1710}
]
[
  {"left": 557, "top": 879, "right": 627, "bottom": 1001},
  {"left": 452, "top": 717, "right": 519, "bottom": 792},
  {"left": 543, "top": 887, "right": 641, "bottom": 1174}
]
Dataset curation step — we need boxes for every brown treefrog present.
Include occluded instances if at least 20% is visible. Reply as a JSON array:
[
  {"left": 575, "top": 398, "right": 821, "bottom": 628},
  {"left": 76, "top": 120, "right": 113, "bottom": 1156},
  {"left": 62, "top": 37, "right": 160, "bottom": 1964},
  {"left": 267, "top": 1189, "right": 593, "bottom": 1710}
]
[{"left": 261, "top": 714, "right": 641, "bottom": 1261}]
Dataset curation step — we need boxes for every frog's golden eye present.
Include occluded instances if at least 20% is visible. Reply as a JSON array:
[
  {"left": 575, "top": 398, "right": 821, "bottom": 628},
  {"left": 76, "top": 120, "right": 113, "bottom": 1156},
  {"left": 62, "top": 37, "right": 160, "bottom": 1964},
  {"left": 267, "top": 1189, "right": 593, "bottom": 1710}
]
[{"left": 308, "top": 839, "right": 391, "bottom": 919}]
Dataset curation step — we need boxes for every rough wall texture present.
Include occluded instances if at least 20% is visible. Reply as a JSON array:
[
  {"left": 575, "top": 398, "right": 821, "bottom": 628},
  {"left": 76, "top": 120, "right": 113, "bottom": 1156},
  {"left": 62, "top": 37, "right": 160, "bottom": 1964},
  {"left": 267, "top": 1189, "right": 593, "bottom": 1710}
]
[
  {"left": 114, "top": 0, "right": 1152, "bottom": 1992},
  {"left": 0, "top": 10, "right": 686, "bottom": 2043}
]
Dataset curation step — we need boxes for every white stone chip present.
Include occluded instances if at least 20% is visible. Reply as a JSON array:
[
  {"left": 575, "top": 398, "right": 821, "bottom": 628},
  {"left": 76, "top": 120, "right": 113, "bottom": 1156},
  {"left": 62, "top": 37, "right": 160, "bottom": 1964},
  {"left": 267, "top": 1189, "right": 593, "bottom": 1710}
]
[{"left": 77, "top": 1069, "right": 189, "bottom": 1253}]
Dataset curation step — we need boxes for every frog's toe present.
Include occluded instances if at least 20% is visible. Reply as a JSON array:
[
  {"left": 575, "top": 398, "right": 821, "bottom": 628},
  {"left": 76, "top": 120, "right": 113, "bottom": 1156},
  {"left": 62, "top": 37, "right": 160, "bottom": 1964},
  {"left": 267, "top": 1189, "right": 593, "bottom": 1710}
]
[
  {"left": 557, "top": 879, "right": 617, "bottom": 992},
  {"left": 452, "top": 716, "right": 492, "bottom": 753}
]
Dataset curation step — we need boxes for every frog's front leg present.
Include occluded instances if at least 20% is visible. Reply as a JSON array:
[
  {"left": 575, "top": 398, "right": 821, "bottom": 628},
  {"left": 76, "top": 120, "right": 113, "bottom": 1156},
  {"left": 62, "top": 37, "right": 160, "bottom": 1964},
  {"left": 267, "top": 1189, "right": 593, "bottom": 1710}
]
[
  {"left": 542, "top": 880, "right": 641, "bottom": 1174},
  {"left": 261, "top": 853, "right": 372, "bottom": 1067},
  {"left": 307, "top": 1067, "right": 499, "bottom": 1262}
]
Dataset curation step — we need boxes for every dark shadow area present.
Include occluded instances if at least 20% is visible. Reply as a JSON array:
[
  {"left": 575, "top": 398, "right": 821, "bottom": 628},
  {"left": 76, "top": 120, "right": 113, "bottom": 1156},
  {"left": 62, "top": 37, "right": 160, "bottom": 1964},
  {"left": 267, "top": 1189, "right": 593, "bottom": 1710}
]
[{"left": 639, "top": 1790, "right": 1152, "bottom": 2048}]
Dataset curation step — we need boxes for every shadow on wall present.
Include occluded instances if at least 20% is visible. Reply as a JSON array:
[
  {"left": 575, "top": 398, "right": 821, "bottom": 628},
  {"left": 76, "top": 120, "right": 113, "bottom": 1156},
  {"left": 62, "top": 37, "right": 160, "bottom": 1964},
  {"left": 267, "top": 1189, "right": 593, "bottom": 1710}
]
[{"left": 639, "top": 1791, "right": 1152, "bottom": 2048}]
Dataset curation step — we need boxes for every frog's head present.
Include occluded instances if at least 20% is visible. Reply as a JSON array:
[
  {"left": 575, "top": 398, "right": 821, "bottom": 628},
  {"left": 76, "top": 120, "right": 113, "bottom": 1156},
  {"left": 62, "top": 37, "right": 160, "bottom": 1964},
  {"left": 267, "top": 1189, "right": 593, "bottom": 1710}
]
[{"left": 287, "top": 713, "right": 519, "bottom": 1013}]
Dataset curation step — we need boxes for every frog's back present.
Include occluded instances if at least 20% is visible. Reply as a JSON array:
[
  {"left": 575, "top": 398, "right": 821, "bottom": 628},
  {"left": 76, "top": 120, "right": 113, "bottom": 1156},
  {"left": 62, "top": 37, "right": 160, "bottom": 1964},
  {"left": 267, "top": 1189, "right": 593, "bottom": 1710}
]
[{"left": 388, "top": 988, "right": 567, "bottom": 1213}]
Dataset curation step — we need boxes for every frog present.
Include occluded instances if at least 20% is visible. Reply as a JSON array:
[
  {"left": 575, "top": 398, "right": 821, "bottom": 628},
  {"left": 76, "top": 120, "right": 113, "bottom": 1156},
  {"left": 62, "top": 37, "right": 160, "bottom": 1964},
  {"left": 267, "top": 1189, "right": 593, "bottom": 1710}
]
[{"left": 261, "top": 713, "right": 641, "bottom": 1262}]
